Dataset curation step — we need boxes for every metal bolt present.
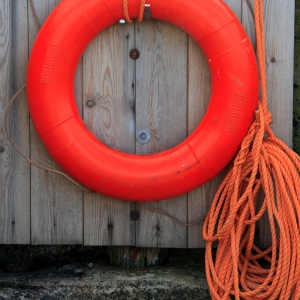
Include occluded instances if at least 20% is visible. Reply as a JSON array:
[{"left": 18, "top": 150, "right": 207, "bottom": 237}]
[
  {"left": 136, "top": 129, "right": 151, "bottom": 145},
  {"left": 0, "top": 147, "right": 4, "bottom": 153},
  {"left": 86, "top": 100, "right": 95, "bottom": 108},
  {"left": 144, "top": 5, "right": 152, "bottom": 20},
  {"left": 130, "top": 210, "right": 140, "bottom": 221},
  {"left": 130, "top": 49, "right": 140, "bottom": 60}
]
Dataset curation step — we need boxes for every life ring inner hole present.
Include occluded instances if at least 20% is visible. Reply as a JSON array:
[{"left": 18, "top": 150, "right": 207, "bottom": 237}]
[{"left": 77, "top": 19, "right": 211, "bottom": 155}]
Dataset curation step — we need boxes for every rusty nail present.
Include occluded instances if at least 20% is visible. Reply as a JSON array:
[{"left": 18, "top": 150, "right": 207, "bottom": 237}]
[
  {"left": 130, "top": 49, "right": 140, "bottom": 60},
  {"left": 130, "top": 210, "right": 140, "bottom": 221},
  {"left": 0, "top": 147, "right": 4, "bottom": 153},
  {"left": 86, "top": 100, "right": 95, "bottom": 108}
]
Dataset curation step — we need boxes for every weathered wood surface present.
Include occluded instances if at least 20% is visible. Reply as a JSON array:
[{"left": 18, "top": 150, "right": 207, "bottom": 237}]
[
  {"left": 0, "top": 0, "right": 30, "bottom": 244},
  {"left": 0, "top": 0, "right": 294, "bottom": 247},
  {"left": 135, "top": 20, "right": 188, "bottom": 248},
  {"left": 28, "top": 0, "right": 83, "bottom": 245},
  {"left": 83, "top": 23, "right": 136, "bottom": 246}
]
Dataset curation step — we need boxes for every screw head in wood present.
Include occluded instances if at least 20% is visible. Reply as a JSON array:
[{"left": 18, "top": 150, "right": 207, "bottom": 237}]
[
  {"left": 130, "top": 49, "right": 140, "bottom": 60},
  {"left": 86, "top": 100, "right": 95, "bottom": 108},
  {"left": 136, "top": 129, "right": 151, "bottom": 145},
  {"left": 130, "top": 210, "right": 140, "bottom": 221}
]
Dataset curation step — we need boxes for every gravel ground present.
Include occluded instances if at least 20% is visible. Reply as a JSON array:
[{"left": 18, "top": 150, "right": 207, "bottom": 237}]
[{"left": 0, "top": 247, "right": 210, "bottom": 300}]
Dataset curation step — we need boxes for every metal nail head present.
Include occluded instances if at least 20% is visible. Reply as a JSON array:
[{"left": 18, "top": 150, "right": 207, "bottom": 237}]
[
  {"left": 130, "top": 49, "right": 140, "bottom": 60},
  {"left": 136, "top": 129, "right": 151, "bottom": 145},
  {"left": 86, "top": 100, "right": 95, "bottom": 108},
  {"left": 130, "top": 210, "right": 140, "bottom": 221}
]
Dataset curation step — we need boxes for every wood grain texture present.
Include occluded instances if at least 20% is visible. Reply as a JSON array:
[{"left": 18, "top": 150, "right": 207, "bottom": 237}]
[
  {"left": 225, "top": 0, "right": 242, "bottom": 18},
  {"left": 186, "top": 37, "right": 215, "bottom": 248},
  {"left": 263, "top": 0, "right": 294, "bottom": 148},
  {"left": 135, "top": 20, "right": 188, "bottom": 248},
  {"left": 29, "top": 0, "right": 83, "bottom": 245},
  {"left": 0, "top": 0, "right": 30, "bottom": 244},
  {"left": 83, "top": 24, "right": 136, "bottom": 246}
]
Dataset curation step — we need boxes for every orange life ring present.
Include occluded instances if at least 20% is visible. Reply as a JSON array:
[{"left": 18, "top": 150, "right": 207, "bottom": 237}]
[{"left": 26, "top": 0, "right": 258, "bottom": 201}]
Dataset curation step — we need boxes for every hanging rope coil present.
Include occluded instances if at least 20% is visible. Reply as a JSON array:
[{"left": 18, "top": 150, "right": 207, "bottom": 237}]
[{"left": 203, "top": 0, "right": 300, "bottom": 299}]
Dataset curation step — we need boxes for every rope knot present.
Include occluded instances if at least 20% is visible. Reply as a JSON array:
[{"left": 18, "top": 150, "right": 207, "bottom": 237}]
[
  {"left": 254, "top": 108, "right": 273, "bottom": 128},
  {"left": 265, "top": 111, "right": 273, "bottom": 125}
]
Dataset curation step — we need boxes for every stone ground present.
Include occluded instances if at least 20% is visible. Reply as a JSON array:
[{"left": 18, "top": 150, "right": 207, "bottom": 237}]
[{"left": 0, "top": 247, "right": 210, "bottom": 300}]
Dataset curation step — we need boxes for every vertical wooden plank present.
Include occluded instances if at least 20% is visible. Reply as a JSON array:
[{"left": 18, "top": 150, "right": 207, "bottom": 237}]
[
  {"left": 186, "top": 39, "right": 215, "bottom": 248},
  {"left": 187, "top": 0, "right": 242, "bottom": 248},
  {"left": 241, "top": 0, "right": 256, "bottom": 46},
  {"left": 29, "top": 0, "right": 83, "bottom": 245},
  {"left": 263, "top": 0, "right": 294, "bottom": 148},
  {"left": 0, "top": 0, "right": 30, "bottom": 244},
  {"left": 242, "top": 0, "right": 295, "bottom": 248},
  {"left": 83, "top": 24, "right": 136, "bottom": 246},
  {"left": 135, "top": 20, "right": 188, "bottom": 248},
  {"left": 225, "top": 0, "right": 242, "bottom": 18}
]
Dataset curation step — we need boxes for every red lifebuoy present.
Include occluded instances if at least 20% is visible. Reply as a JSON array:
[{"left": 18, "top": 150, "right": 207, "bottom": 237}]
[{"left": 26, "top": 0, "right": 258, "bottom": 201}]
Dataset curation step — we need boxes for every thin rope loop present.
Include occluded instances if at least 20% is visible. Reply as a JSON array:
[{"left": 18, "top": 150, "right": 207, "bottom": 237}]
[
  {"left": 138, "top": 203, "right": 205, "bottom": 227},
  {"left": 123, "top": 0, "right": 146, "bottom": 23},
  {"left": 29, "top": 0, "right": 40, "bottom": 30},
  {"left": 138, "top": 0, "right": 146, "bottom": 22},
  {"left": 4, "top": 86, "right": 93, "bottom": 193}
]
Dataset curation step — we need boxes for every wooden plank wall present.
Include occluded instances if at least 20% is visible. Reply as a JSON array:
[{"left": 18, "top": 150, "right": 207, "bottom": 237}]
[
  {"left": 0, "top": 0, "right": 30, "bottom": 244},
  {"left": 0, "top": 0, "right": 294, "bottom": 247}
]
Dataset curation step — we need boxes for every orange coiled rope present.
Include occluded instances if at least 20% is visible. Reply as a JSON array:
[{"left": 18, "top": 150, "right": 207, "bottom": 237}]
[{"left": 203, "top": 0, "right": 300, "bottom": 299}]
